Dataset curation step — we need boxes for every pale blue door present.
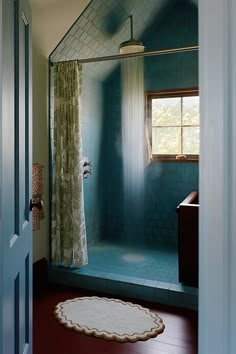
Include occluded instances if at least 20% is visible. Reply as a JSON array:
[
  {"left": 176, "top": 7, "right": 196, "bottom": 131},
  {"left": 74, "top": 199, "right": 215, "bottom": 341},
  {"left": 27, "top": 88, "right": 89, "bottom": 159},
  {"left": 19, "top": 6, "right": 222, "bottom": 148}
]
[{"left": 0, "top": 0, "right": 32, "bottom": 353}]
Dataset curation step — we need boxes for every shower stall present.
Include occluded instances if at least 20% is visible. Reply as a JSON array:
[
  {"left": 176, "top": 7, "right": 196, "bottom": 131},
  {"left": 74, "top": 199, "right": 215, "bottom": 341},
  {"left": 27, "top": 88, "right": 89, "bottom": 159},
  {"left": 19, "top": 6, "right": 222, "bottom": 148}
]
[
  {"left": 49, "top": 48, "right": 198, "bottom": 308},
  {"left": 49, "top": 3, "right": 199, "bottom": 309}
]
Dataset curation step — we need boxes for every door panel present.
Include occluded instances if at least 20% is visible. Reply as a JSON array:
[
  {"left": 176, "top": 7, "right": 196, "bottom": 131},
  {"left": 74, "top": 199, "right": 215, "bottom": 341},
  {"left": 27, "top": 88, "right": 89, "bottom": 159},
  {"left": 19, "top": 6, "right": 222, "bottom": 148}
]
[{"left": 0, "top": 0, "right": 32, "bottom": 353}]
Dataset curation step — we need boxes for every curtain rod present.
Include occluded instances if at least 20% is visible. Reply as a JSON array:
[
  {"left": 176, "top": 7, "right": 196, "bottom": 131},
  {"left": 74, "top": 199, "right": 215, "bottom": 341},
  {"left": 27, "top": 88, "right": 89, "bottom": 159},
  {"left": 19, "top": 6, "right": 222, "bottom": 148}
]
[{"left": 50, "top": 45, "right": 198, "bottom": 65}]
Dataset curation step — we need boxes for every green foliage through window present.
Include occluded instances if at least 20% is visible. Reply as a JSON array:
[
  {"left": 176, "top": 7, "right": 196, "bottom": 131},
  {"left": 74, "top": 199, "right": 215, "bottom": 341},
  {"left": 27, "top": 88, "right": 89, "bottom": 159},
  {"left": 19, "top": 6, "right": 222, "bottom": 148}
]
[{"left": 146, "top": 89, "right": 199, "bottom": 160}]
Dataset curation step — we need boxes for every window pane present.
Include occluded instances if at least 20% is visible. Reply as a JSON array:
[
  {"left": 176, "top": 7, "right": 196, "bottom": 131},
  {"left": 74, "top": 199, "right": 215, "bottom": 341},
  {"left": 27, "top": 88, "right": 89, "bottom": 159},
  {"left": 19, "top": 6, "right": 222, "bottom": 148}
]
[
  {"left": 152, "top": 97, "right": 181, "bottom": 126},
  {"left": 183, "top": 127, "right": 200, "bottom": 154},
  {"left": 152, "top": 127, "right": 181, "bottom": 154},
  {"left": 183, "top": 96, "right": 199, "bottom": 125}
]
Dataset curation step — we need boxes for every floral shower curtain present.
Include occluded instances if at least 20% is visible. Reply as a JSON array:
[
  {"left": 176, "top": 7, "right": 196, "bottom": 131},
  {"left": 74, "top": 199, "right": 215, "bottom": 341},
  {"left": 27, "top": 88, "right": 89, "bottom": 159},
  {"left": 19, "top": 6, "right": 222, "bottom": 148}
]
[{"left": 51, "top": 60, "right": 88, "bottom": 267}]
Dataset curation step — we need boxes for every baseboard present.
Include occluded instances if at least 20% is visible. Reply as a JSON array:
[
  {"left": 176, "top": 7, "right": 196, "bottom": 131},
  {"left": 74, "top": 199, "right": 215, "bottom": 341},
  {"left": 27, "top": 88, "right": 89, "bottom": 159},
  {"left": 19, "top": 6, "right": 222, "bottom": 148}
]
[{"left": 33, "top": 258, "right": 48, "bottom": 295}]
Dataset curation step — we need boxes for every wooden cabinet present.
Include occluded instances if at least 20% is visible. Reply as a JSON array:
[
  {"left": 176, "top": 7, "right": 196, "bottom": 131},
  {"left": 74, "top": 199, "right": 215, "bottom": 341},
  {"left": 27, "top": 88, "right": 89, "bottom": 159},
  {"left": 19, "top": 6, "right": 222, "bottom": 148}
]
[{"left": 176, "top": 191, "right": 199, "bottom": 287}]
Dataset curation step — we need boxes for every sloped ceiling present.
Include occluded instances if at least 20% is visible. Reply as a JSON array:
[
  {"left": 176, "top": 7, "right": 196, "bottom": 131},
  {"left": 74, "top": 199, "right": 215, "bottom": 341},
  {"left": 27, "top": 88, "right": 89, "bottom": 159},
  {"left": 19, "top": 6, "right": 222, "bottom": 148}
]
[
  {"left": 30, "top": 0, "right": 91, "bottom": 56},
  {"left": 50, "top": 0, "right": 169, "bottom": 61},
  {"left": 50, "top": 0, "right": 198, "bottom": 80}
]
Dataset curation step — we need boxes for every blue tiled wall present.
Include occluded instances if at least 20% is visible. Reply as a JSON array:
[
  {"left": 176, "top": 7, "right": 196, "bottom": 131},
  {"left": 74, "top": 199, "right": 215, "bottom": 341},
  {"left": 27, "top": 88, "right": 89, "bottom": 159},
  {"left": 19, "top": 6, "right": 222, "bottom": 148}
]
[
  {"left": 145, "top": 2, "right": 199, "bottom": 245},
  {"left": 144, "top": 162, "right": 198, "bottom": 245},
  {"left": 81, "top": 70, "right": 105, "bottom": 246},
  {"left": 98, "top": 1, "right": 199, "bottom": 247},
  {"left": 50, "top": 0, "right": 199, "bottom": 248}
]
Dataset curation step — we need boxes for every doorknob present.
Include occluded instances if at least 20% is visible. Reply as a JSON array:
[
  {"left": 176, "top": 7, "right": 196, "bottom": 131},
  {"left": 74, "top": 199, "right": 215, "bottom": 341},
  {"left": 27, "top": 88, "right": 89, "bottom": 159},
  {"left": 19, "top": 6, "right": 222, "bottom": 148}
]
[{"left": 30, "top": 199, "right": 43, "bottom": 211}]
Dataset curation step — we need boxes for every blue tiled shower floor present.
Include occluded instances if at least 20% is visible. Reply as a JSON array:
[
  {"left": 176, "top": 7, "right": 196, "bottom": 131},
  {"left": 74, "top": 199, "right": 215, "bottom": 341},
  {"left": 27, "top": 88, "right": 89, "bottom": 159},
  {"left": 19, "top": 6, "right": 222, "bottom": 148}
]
[
  {"left": 83, "top": 242, "right": 179, "bottom": 284},
  {"left": 49, "top": 242, "right": 198, "bottom": 309}
]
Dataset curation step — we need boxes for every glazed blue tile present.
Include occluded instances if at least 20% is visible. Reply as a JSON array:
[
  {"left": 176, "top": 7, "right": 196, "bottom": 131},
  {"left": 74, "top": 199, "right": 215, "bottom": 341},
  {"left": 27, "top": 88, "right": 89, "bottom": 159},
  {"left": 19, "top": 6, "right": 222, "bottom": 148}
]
[
  {"left": 126, "top": 284, "right": 143, "bottom": 299},
  {"left": 142, "top": 285, "right": 157, "bottom": 302},
  {"left": 143, "top": 279, "right": 158, "bottom": 287},
  {"left": 76, "top": 275, "right": 95, "bottom": 289},
  {"left": 107, "top": 273, "right": 124, "bottom": 282},
  {"left": 105, "top": 279, "right": 119, "bottom": 290},
  {"left": 50, "top": 241, "right": 198, "bottom": 308},
  {"left": 106, "top": 280, "right": 130, "bottom": 295},
  {"left": 129, "top": 277, "right": 146, "bottom": 286},
  {"left": 155, "top": 287, "right": 169, "bottom": 302},
  {"left": 117, "top": 275, "right": 135, "bottom": 284},
  {"left": 85, "top": 277, "right": 107, "bottom": 291},
  {"left": 169, "top": 290, "right": 198, "bottom": 309},
  {"left": 169, "top": 283, "right": 198, "bottom": 295},
  {"left": 96, "top": 272, "right": 113, "bottom": 280}
]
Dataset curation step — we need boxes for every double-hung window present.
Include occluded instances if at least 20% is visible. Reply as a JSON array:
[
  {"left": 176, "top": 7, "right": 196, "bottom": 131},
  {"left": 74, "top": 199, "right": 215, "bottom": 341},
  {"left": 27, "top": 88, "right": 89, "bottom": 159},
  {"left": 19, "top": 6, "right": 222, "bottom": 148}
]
[{"left": 146, "top": 88, "right": 199, "bottom": 161}]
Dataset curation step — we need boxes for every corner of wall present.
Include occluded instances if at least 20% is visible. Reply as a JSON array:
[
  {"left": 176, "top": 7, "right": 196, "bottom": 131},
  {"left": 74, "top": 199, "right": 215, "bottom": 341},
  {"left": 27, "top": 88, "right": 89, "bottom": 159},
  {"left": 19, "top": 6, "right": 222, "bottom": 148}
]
[{"left": 32, "top": 45, "right": 49, "bottom": 262}]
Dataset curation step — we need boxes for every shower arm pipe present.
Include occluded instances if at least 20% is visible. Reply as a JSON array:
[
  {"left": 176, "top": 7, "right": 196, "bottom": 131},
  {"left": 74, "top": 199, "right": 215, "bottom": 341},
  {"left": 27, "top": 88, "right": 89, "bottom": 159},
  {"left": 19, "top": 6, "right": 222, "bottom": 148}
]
[
  {"left": 50, "top": 45, "right": 199, "bottom": 65},
  {"left": 129, "top": 15, "right": 134, "bottom": 39}
]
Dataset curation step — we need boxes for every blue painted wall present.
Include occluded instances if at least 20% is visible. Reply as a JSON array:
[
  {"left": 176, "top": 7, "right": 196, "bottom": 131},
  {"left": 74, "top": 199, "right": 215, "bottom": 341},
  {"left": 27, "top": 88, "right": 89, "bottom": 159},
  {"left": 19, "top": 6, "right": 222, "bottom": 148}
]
[{"left": 97, "top": 0, "right": 199, "bottom": 247}]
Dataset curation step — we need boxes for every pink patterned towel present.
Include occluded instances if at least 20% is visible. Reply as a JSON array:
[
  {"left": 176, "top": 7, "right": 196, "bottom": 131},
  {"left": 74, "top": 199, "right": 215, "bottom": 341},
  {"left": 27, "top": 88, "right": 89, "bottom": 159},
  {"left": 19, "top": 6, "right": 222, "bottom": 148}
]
[{"left": 32, "top": 163, "right": 44, "bottom": 231}]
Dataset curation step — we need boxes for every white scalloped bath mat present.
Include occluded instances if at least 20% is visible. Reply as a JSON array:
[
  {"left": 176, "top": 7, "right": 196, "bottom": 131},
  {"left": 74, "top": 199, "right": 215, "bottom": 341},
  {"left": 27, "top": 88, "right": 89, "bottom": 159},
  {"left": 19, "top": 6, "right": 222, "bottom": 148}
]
[{"left": 54, "top": 296, "right": 165, "bottom": 342}]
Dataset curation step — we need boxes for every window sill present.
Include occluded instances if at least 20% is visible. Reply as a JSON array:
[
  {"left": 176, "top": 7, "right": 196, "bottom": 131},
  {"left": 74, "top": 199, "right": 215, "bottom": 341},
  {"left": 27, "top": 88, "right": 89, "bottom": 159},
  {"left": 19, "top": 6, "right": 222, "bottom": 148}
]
[{"left": 151, "top": 155, "right": 199, "bottom": 163}]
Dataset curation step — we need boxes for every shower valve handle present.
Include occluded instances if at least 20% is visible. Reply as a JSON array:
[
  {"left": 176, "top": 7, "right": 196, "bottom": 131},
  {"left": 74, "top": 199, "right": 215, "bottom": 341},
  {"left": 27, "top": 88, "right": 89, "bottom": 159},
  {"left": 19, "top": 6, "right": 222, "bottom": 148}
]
[
  {"left": 30, "top": 199, "right": 43, "bottom": 211},
  {"left": 83, "top": 161, "right": 92, "bottom": 167}
]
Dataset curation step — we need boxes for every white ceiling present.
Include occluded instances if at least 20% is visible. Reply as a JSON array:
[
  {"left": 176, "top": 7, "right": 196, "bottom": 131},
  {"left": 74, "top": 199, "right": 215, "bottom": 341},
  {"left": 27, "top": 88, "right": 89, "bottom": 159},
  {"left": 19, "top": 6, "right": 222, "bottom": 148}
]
[{"left": 30, "top": 0, "right": 91, "bottom": 56}]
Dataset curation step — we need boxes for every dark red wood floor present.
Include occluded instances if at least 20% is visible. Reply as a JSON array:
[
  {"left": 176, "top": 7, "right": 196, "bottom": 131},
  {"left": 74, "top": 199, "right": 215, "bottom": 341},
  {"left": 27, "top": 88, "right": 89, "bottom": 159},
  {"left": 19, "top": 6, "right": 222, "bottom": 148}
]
[{"left": 33, "top": 284, "right": 198, "bottom": 354}]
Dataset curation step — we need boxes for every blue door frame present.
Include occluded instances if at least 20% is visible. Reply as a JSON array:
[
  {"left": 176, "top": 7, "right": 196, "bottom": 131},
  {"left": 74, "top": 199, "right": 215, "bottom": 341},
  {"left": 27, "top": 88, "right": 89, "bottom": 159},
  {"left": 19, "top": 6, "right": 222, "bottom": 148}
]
[{"left": 0, "top": 0, "right": 32, "bottom": 353}]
